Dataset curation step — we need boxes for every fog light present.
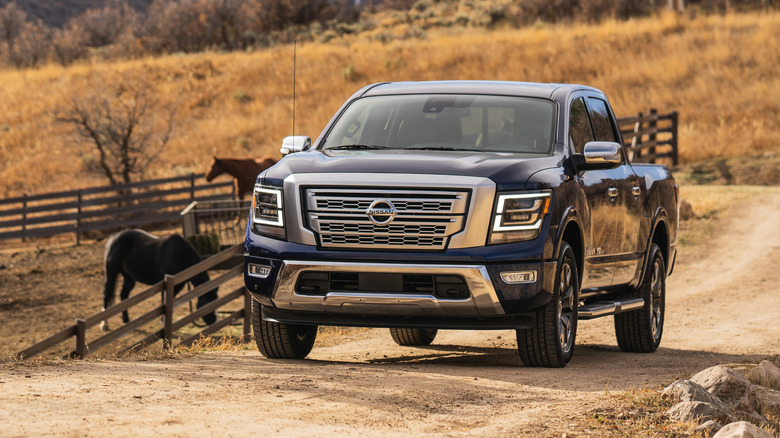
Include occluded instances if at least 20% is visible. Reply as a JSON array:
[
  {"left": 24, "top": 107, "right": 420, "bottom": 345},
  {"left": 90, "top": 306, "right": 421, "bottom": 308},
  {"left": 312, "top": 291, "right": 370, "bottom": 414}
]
[
  {"left": 248, "top": 264, "right": 272, "bottom": 278},
  {"left": 500, "top": 270, "right": 537, "bottom": 284}
]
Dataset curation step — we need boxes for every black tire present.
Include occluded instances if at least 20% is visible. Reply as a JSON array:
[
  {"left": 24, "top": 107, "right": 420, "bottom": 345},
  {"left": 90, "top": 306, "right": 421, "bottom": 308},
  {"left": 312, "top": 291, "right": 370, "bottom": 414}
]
[
  {"left": 516, "top": 242, "right": 579, "bottom": 368},
  {"left": 389, "top": 328, "right": 438, "bottom": 346},
  {"left": 614, "top": 243, "right": 665, "bottom": 353},
  {"left": 251, "top": 298, "right": 317, "bottom": 359}
]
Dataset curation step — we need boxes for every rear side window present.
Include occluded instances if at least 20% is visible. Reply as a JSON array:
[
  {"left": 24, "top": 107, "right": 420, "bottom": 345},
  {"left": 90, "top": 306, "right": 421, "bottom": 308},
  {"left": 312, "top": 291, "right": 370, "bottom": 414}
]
[
  {"left": 568, "top": 97, "right": 593, "bottom": 154},
  {"left": 587, "top": 97, "right": 618, "bottom": 143}
]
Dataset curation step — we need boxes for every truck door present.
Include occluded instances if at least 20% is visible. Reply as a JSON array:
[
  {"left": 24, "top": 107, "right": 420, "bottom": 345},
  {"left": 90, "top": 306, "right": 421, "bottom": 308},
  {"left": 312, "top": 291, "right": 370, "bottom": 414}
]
[
  {"left": 586, "top": 97, "right": 644, "bottom": 285},
  {"left": 569, "top": 97, "right": 614, "bottom": 288}
]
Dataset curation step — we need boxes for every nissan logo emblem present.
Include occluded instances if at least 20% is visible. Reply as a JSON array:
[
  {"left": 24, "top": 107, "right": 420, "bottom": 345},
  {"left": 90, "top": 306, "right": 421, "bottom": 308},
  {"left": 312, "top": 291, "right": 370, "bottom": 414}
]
[{"left": 366, "top": 199, "right": 397, "bottom": 225}]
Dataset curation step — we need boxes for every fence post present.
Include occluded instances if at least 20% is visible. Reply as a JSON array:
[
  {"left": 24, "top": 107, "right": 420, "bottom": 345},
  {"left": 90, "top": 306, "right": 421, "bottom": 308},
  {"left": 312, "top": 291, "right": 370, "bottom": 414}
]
[
  {"left": 75, "top": 318, "right": 87, "bottom": 358},
  {"left": 648, "top": 108, "right": 658, "bottom": 163},
  {"left": 21, "top": 193, "right": 28, "bottom": 242},
  {"left": 243, "top": 288, "right": 252, "bottom": 342},
  {"left": 75, "top": 190, "right": 82, "bottom": 246},
  {"left": 671, "top": 111, "right": 679, "bottom": 166},
  {"left": 632, "top": 111, "right": 643, "bottom": 161},
  {"left": 163, "top": 275, "right": 175, "bottom": 349},
  {"left": 190, "top": 173, "right": 196, "bottom": 201}
]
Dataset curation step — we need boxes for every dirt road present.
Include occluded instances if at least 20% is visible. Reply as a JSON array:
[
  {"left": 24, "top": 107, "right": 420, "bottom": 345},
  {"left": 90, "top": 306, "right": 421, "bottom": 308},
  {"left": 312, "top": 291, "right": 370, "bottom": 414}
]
[{"left": 2, "top": 187, "right": 780, "bottom": 437}]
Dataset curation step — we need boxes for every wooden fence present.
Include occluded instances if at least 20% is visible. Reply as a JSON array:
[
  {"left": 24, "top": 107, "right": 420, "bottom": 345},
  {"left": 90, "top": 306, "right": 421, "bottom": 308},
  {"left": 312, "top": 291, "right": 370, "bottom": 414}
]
[
  {"left": 0, "top": 173, "right": 234, "bottom": 244},
  {"left": 618, "top": 108, "right": 679, "bottom": 166},
  {"left": 16, "top": 244, "right": 248, "bottom": 360}
]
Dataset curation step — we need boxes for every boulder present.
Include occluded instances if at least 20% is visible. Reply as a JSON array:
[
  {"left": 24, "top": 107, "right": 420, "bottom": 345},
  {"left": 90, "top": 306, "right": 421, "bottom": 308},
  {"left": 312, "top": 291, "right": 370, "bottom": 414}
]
[
  {"left": 711, "top": 421, "right": 774, "bottom": 438},
  {"left": 663, "top": 380, "right": 727, "bottom": 408},
  {"left": 691, "top": 365, "right": 760, "bottom": 413},
  {"left": 697, "top": 420, "right": 723, "bottom": 436},
  {"left": 667, "top": 401, "right": 732, "bottom": 424},
  {"left": 753, "top": 386, "right": 780, "bottom": 415},
  {"left": 745, "top": 361, "right": 780, "bottom": 391}
]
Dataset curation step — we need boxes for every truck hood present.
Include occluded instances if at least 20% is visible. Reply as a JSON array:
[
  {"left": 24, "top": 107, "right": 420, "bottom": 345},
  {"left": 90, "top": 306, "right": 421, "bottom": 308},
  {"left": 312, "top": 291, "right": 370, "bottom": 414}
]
[{"left": 262, "top": 149, "right": 561, "bottom": 191}]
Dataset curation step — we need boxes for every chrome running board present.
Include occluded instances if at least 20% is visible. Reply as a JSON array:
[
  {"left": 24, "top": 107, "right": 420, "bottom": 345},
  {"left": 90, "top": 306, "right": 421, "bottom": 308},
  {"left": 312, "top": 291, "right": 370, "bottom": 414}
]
[{"left": 578, "top": 298, "right": 645, "bottom": 319}]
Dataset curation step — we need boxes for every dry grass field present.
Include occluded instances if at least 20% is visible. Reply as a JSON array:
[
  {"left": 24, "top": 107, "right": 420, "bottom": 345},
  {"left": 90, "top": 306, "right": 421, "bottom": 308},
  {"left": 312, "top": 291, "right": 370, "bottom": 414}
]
[{"left": 0, "top": 10, "right": 778, "bottom": 197}]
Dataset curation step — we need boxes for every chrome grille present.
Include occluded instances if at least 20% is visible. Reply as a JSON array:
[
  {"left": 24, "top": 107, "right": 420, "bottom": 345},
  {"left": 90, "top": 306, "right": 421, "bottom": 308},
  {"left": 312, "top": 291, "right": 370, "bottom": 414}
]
[
  {"left": 319, "top": 223, "right": 447, "bottom": 235},
  {"left": 305, "top": 188, "right": 470, "bottom": 250},
  {"left": 315, "top": 199, "right": 453, "bottom": 211}
]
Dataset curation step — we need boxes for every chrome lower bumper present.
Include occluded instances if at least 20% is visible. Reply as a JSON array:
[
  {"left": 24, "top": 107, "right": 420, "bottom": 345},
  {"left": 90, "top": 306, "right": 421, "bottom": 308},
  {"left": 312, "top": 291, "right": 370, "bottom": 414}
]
[{"left": 269, "top": 260, "right": 506, "bottom": 317}]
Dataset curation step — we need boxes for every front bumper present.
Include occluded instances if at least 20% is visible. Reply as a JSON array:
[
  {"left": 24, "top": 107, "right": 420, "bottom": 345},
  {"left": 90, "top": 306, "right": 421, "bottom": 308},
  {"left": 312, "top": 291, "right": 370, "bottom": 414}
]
[{"left": 244, "top": 255, "right": 557, "bottom": 329}]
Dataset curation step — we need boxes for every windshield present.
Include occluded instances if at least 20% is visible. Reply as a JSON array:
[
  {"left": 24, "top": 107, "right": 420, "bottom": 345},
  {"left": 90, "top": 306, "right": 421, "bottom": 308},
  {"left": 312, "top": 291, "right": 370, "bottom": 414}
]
[{"left": 321, "top": 94, "right": 555, "bottom": 154}]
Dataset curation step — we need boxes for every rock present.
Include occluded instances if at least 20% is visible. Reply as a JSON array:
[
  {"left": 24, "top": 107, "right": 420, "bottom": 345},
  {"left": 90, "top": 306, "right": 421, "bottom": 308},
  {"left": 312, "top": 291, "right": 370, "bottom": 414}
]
[
  {"left": 679, "top": 198, "right": 697, "bottom": 220},
  {"left": 697, "top": 420, "right": 723, "bottom": 436},
  {"left": 691, "top": 365, "right": 760, "bottom": 413},
  {"left": 753, "top": 386, "right": 780, "bottom": 416},
  {"left": 663, "top": 380, "right": 727, "bottom": 408},
  {"left": 745, "top": 361, "right": 780, "bottom": 391},
  {"left": 667, "top": 401, "right": 732, "bottom": 424},
  {"left": 712, "top": 421, "right": 774, "bottom": 438}
]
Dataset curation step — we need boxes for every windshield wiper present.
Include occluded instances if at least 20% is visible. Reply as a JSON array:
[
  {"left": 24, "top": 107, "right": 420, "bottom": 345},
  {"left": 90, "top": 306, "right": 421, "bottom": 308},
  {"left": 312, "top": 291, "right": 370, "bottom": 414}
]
[
  {"left": 405, "top": 146, "right": 482, "bottom": 152},
  {"left": 327, "top": 144, "right": 391, "bottom": 150}
]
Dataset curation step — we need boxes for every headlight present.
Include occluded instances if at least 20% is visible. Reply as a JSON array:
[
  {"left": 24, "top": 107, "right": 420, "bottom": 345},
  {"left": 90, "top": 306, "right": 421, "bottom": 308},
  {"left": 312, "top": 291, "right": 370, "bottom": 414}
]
[
  {"left": 489, "top": 191, "right": 551, "bottom": 244},
  {"left": 251, "top": 185, "right": 285, "bottom": 240}
]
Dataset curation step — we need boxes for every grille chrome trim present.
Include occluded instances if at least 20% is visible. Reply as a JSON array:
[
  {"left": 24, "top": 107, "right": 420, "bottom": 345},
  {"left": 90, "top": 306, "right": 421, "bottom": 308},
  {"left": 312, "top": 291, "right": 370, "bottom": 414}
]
[
  {"left": 305, "top": 188, "right": 470, "bottom": 250},
  {"left": 281, "top": 174, "right": 496, "bottom": 249}
]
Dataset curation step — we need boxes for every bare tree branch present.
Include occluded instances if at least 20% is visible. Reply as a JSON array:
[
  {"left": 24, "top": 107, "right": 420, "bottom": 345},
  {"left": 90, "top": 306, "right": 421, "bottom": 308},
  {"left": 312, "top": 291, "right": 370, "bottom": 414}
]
[{"left": 55, "top": 74, "right": 178, "bottom": 186}]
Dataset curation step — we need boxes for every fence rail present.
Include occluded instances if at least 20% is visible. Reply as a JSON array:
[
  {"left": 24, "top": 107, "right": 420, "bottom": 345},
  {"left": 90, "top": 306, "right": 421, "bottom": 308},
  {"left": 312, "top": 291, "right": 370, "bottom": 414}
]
[
  {"left": 617, "top": 108, "right": 679, "bottom": 166},
  {"left": 16, "top": 244, "right": 248, "bottom": 360},
  {"left": 0, "top": 173, "right": 234, "bottom": 243}
]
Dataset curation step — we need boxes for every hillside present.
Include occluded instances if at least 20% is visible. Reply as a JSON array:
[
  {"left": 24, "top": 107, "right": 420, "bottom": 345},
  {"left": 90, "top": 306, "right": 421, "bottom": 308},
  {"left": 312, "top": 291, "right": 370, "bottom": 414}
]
[{"left": 0, "top": 10, "right": 778, "bottom": 197}]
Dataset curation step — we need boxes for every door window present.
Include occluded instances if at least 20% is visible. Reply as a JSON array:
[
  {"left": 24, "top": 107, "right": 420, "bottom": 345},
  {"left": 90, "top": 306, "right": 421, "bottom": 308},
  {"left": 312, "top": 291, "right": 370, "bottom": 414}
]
[
  {"left": 587, "top": 98, "right": 618, "bottom": 143},
  {"left": 569, "top": 97, "right": 594, "bottom": 154}
]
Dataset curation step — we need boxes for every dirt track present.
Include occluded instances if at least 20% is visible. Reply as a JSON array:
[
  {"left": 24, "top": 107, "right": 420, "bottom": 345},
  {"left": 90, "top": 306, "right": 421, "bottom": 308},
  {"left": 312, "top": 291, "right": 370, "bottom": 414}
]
[{"left": 2, "top": 187, "right": 780, "bottom": 437}]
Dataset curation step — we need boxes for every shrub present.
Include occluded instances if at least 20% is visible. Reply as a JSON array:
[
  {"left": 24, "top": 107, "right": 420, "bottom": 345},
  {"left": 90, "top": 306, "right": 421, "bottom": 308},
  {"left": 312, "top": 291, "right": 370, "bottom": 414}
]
[
  {"left": 69, "top": 1, "right": 138, "bottom": 48},
  {"left": 51, "top": 25, "right": 89, "bottom": 66},
  {"left": 0, "top": 2, "right": 27, "bottom": 45},
  {"left": 142, "top": 0, "right": 248, "bottom": 53},
  {"left": 7, "top": 20, "right": 51, "bottom": 68}
]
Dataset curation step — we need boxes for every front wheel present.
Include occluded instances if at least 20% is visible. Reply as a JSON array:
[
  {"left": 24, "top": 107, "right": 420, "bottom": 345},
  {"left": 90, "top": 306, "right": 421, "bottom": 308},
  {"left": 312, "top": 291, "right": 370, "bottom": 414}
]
[
  {"left": 516, "top": 242, "right": 579, "bottom": 368},
  {"left": 389, "top": 328, "right": 438, "bottom": 346},
  {"left": 251, "top": 299, "right": 317, "bottom": 359},
  {"left": 614, "top": 243, "right": 665, "bottom": 352}
]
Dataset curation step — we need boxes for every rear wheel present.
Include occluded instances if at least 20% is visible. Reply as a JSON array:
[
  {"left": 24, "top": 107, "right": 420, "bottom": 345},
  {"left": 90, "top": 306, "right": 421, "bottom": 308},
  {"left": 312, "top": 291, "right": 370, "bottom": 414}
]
[
  {"left": 389, "top": 328, "right": 438, "bottom": 346},
  {"left": 251, "top": 299, "right": 317, "bottom": 359},
  {"left": 614, "top": 243, "right": 665, "bottom": 352},
  {"left": 516, "top": 242, "right": 579, "bottom": 368}
]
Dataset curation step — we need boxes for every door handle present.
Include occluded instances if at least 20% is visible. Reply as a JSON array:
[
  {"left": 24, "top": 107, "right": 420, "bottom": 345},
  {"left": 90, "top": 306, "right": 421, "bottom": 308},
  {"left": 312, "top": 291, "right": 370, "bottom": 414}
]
[
  {"left": 632, "top": 186, "right": 641, "bottom": 196},
  {"left": 608, "top": 187, "right": 619, "bottom": 198}
]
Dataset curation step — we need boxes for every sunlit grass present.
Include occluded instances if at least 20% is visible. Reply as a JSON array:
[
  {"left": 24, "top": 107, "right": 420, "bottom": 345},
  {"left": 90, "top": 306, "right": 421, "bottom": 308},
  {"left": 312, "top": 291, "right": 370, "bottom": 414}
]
[{"left": 0, "top": 11, "right": 778, "bottom": 197}]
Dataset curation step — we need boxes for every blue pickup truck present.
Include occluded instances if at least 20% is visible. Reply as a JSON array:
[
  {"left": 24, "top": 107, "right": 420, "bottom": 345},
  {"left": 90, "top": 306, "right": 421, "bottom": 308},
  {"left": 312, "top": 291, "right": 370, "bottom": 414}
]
[{"left": 243, "top": 81, "right": 678, "bottom": 367}]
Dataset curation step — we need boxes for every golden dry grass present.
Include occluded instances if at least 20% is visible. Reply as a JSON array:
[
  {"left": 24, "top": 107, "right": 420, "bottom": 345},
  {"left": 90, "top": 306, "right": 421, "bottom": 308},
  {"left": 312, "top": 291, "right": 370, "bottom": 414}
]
[{"left": 0, "top": 10, "right": 777, "bottom": 197}]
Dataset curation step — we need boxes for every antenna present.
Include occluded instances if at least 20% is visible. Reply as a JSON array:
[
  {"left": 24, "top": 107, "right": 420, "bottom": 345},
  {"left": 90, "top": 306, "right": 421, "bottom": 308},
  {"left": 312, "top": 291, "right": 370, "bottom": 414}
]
[{"left": 292, "top": 37, "right": 297, "bottom": 138}]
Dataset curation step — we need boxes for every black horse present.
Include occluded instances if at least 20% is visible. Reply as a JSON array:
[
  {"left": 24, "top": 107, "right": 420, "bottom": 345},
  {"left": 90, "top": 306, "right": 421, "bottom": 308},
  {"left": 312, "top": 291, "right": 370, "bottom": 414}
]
[{"left": 101, "top": 229, "right": 218, "bottom": 331}]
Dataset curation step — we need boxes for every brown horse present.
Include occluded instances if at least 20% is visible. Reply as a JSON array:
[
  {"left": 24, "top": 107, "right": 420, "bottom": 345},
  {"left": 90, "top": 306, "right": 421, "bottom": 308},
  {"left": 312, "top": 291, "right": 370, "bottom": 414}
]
[{"left": 205, "top": 156, "right": 277, "bottom": 199}]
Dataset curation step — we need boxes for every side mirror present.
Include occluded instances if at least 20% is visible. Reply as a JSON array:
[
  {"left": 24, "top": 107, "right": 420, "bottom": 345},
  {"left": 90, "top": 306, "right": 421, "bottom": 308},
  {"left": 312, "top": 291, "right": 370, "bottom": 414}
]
[
  {"left": 577, "top": 141, "right": 622, "bottom": 170},
  {"left": 280, "top": 136, "right": 311, "bottom": 155}
]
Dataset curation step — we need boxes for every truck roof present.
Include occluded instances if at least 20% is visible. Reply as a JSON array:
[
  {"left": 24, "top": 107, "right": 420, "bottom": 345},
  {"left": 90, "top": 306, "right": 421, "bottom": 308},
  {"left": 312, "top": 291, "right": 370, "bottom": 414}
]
[{"left": 360, "top": 80, "right": 601, "bottom": 100}]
